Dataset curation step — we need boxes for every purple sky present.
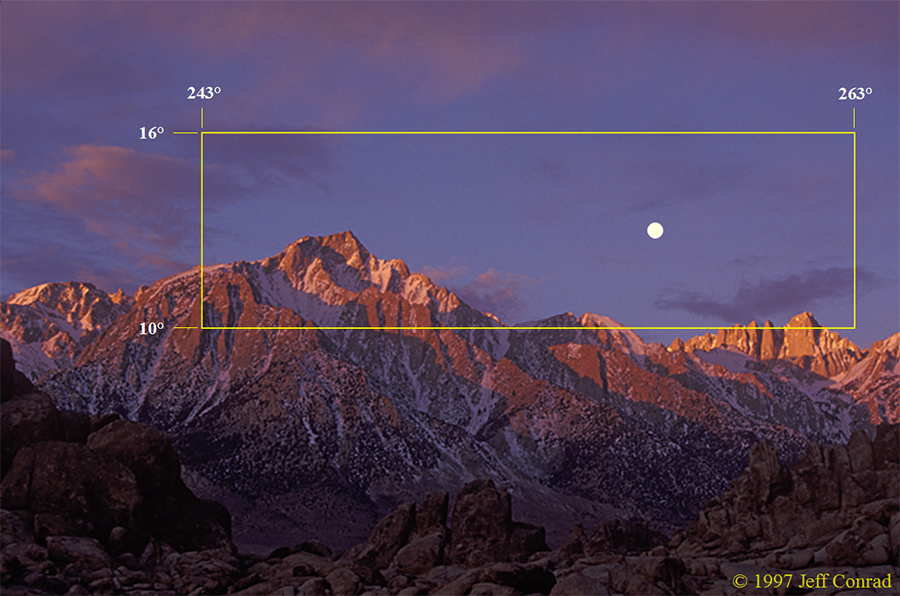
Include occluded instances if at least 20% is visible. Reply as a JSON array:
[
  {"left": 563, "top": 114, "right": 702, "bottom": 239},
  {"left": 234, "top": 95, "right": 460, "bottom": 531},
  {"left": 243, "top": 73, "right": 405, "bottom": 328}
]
[{"left": 2, "top": 1, "right": 898, "bottom": 346}]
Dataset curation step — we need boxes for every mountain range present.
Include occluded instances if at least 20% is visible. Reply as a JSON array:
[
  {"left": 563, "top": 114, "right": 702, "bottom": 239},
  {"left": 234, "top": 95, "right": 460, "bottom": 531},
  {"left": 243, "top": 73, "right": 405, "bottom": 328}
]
[{"left": 2, "top": 231, "right": 897, "bottom": 553}]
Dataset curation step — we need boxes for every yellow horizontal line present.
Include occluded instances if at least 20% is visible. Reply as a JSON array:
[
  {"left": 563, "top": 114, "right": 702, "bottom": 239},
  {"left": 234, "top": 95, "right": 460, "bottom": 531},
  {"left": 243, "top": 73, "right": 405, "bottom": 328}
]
[
  {"left": 172, "top": 131, "right": 199, "bottom": 134},
  {"left": 172, "top": 326, "right": 199, "bottom": 329},
  {"left": 199, "top": 131, "right": 854, "bottom": 135},
  {"left": 197, "top": 326, "right": 852, "bottom": 331}
]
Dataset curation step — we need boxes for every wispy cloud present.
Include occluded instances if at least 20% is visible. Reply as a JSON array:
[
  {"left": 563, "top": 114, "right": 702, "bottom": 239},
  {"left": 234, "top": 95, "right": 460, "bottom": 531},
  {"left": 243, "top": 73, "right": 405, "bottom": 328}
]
[
  {"left": 420, "top": 264, "right": 469, "bottom": 284},
  {"left": 5, "top": 145, "right": 198, "bottom": 292},
  {"left": 453, "top": 268, "right": 535, "bottom": 323},
  {"left": 4, "top": 140, "right": 335, "bottom": 295},
  {"left": 2, "top": 2, "right": 528, "bottom": 104},
  {"left": 654, "top": 267, "right": 883, "bottom": 323},
  {"left": 12, "top": 144, "right": 197, "bottom": 248},
  {"left": 612, "top": 160, "right": 749, "bottom": 216}
]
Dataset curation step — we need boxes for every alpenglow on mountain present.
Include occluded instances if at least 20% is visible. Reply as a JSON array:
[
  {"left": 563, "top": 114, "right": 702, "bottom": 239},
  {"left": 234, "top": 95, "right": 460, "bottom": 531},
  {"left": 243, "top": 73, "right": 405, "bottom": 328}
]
[{"left": 2, "top": 231, "right": 897, "bottom": 551}]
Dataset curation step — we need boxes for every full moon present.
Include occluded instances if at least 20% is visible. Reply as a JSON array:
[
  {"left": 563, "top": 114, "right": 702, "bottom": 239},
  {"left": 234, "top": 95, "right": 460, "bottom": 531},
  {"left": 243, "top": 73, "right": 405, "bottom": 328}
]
[{"left": 647, "top": 222, "right": 664, "bottom": 239}]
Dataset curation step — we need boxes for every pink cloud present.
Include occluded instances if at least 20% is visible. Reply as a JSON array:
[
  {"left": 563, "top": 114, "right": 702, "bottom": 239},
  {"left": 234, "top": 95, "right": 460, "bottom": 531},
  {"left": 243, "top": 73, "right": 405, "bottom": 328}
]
[
  {"left": 13, "top": 144, "right": 196, "bottom": 226},
  {"left": 15, "top": 145, "right": 193, "bottom": 208},
  {"left": 6, "top": 2, "right": 894, "bottom": 108},
  {"left": 454, "top": 268, "right": 536, "bottom": 323},
  {"left": 0, "top": 149, "right": 14, "bottom": 162},
  {"left": 173, "top": 3, "right": 526, "bottom": 100},
  {"left": 11, "top": 144, "right": 198, "bottom": 259},
  {"left": 420, "top": 264, "right": 469, "bottom": 284}
]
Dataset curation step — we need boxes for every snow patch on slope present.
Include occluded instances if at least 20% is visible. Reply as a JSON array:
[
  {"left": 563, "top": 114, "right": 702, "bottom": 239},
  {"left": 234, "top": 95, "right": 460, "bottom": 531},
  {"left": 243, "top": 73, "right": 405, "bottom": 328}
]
[
  {"left": 579, "top": 313, "right": 648, "bottom": 356},
  {"left": 692, "top": 348, "right": 752, "bottom": 374}
]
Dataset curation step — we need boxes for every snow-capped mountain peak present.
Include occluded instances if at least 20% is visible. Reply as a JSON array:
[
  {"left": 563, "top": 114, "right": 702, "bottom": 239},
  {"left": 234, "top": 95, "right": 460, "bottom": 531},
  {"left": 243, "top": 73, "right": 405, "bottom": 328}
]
[
  {"left": 1, "top": 282, "right": 132, "bottom": 379},
  {"left": 3, "top": 231, "right": 896, "bottom": 549},
  {"left": 262, "top": 232, "right": 412, "bottom": 297},
  {"left": 680, "top": 312, "right": 865, "bottom": 379}
]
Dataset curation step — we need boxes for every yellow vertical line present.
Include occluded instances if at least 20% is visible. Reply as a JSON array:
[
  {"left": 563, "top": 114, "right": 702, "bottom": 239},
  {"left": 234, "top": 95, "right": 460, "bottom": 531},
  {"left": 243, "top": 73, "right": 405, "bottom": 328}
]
[
  {"left": 853, "top": 108, "right": 855, "bottom": 129},
  {"left": 201, "top": 107, "right": 204, "bottom": 130},
  {"left": 200, "top": 130, "right": 205, "bottom": 330},
  {"left": 853, "top": 131, "right": 857, "bottom": 329}
]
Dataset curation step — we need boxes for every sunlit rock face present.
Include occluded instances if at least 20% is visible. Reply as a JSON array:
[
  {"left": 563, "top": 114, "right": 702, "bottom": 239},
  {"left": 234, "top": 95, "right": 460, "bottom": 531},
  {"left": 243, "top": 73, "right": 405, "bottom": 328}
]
[
  {"left": 1, "top": 282, "right": 133, "bottom": 380},
  {"left": 682, "top": 312, "right": 867, "bottom": 378}
]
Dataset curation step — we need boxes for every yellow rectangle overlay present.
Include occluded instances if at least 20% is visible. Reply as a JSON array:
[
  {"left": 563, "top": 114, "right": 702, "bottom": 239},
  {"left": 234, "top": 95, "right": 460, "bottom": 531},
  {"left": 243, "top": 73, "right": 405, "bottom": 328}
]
[{"left": 199, "top": 130, "right": 856, "bottom": 331}]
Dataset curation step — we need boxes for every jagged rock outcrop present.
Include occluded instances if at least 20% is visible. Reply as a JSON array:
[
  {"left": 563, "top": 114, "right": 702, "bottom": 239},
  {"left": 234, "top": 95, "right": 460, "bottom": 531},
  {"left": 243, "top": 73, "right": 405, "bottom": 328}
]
[
  {"left": 0, "top": 342, "right": 236, "bottom": 595},
  {"left": 0, "top": 283, "right": 132, "bottom": 380},
  {"left": 680, "top": 313, "right": 866, "bottom": 378},
  {"left": 840, "top": 333, "right": 900, "bottom": 424},
  {"left": 4, "top": 426, "right": 898, "bottom": 594},
  {"left": 674, "top": 424, "right": 899, "bottom": 559},
  {"left": 219, "top": 479, "right": 555, "bottom": 596},
  {"left": 0, "top": 339, "right": 35, "bottom": 404},
  {"left": 447, "top": 479, "right": 549, "bottom": 567},
  {"left": 644, "top": 424, "right": 900, "bottom": 595},
  {"left": 392, "top": 491, "right": 449, "bottom": 575},
  {"left": 181, "top": 430, "right": 900, "bottom": 594}
]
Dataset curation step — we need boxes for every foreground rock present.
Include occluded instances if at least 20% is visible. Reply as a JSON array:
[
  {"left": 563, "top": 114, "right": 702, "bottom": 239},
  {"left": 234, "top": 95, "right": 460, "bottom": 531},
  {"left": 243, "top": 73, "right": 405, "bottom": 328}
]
[
  {"left": 215, "top": 426, "right": 898, "bottom": 595},
  {"left": 223, "top": 479, "right": 556, "bottom": 596},
  {"left": 1, "top": 339, "right": 237, "bottom": 594},
  {"left": 657, "top": 424, "right": 900, "bottom": 595},
  {"left": 550, "top": 424, "right": 898, "bottom": 596},
  {"left": 87, "top": 419, "right": 233, "bottom": 553},
  {"left": 447, "top": 479, "right": 549, "bottom": 567}
]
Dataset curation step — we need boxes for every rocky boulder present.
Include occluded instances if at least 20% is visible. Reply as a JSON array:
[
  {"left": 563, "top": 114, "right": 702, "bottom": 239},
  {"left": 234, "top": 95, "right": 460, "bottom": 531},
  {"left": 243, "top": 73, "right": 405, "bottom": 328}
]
[
  {"left": 873, "top": 421, "right": 900, "bottom": 470},
  {"left": 415, "top": 490, "right": 449, "bottom": 534},
  {"left": 0, "top": 339, "right": 12, "bottom": 404},
  {"left": 608, "top": 555, "right": 687, "bottom": 595},
  {"left": 87, "top": 420, "right": 182, "bottom": 500},
  {"left": 327, "top": 481, "right": 550, "bottom": 590},
  {"left": 447, "top": 479, "right": 513, "bottom": 567},
  {"left": 46, "top": 535, "right": 113, "bottom": 571},
  {"left": 585, "top": 519, "right": 667, "bottom": 556},
  {"left": 447, "top": 479, "right": 549, "bottom": 567},
  {"left": 392, "top": 530, "right": 445, "bottom": 576},
  {"left": 392, "top": 490, "right": 450, "bottom": 575},
  {"left": 0, "top": 393, "right": 60, "bottom": 475},
  {"left": 341, "top": 491, "right": 451, "bottom": 579},
  {"left": 0, "top": 441, "right": 143, "bottom": 545},
  {"left": 0, "top": 339, "right": 35, "bottom": 405},
  {"left": 825, "top": 516, "right": 893, "bottom": 566},
  {"left": 86, "top": 419, "right": 233, "bottom": 553},
  {"left": 354, "top": 500, "right": 416, "bottom": 569},
  {"left": 673, "top": 423, "right": 899, "bottom": 590},
  {"left": 1, "top": 341, "right": 114, "bottom": 477}
]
